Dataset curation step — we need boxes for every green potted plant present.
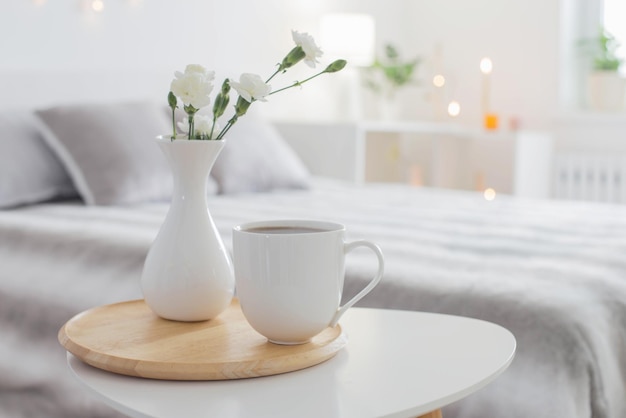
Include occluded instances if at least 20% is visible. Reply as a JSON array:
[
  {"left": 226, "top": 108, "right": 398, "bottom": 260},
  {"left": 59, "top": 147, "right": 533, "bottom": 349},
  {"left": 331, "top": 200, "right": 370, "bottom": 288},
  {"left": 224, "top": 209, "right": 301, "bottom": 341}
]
[
  {"left": 580, "top": 27, "right": 625, "bottom": 111},
  {"left": 363, "top": 44, "right": 420, "bottom": 119}
]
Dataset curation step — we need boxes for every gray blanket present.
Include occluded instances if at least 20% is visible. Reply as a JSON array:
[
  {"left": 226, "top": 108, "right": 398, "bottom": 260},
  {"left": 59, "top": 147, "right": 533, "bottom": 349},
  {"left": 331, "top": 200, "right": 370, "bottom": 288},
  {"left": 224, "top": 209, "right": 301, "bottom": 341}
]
[{"left": 1, "top": 180, "right": 625, "bottom": 418}]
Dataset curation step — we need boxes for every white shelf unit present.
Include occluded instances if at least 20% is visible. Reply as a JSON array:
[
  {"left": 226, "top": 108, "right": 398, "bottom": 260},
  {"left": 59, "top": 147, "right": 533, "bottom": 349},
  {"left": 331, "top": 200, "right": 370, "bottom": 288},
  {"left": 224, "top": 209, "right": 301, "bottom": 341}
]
[{"left": 274, "top": 120, "right": 553, "bottom": 199}]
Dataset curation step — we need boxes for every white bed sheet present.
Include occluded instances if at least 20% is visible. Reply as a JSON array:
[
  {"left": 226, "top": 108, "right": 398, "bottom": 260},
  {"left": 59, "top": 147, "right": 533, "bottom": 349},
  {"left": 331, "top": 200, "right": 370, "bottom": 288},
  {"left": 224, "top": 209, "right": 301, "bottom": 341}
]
[{"left": 1, "top": 179, "right": 625, "bottom": 418}]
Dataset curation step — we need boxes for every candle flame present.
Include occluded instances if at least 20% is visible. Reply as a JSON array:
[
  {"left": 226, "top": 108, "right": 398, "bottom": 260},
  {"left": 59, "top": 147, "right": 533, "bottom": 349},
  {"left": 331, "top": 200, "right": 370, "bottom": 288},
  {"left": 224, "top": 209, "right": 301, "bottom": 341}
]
[
  {"left": 480, "top": 57, "right": 493, "bottom": 74},
  {"left": 447, "top": 101, "right": 461, "bottom": 117},
  {"left": 433, "top": 74, "right": 446, "bottom": 87},
  {"left": 92, "top": 0, "right": 104, "bottom": 12},
  {"left": 483, "top": 188, "right": 496, "bottom": 201}
]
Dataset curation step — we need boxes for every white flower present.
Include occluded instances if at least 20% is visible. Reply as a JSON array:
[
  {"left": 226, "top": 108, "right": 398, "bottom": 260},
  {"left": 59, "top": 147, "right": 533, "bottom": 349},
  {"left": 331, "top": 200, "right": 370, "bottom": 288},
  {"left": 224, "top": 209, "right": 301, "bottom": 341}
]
[
  {"left": 229, "top": 73, "right": 272, "bottom": 103},
  {"left": 170, "top": 64, "right": 215, "bottom": 110},
  {"left": 292, "top": 30, "right": 323, "bottom": 68},
  {"left": 178, "top": 115, "right": 218, "bottom": 138},
  {"left": 194, "top": 115, "right": 216, "bottom": 137},
  {"left": 164, "top": 31, "right": 346, "bottom": 140},
  {"left": 177, "top": 117, "right": 191, "bottom": 134}
]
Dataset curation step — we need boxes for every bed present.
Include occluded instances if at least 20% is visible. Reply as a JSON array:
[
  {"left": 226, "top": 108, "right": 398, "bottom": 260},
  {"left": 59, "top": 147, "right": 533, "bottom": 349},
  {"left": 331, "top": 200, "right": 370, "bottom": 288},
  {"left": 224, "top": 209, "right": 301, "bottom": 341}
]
[{"left": 1, "top": 101, "right": 626, "bottom": 418}]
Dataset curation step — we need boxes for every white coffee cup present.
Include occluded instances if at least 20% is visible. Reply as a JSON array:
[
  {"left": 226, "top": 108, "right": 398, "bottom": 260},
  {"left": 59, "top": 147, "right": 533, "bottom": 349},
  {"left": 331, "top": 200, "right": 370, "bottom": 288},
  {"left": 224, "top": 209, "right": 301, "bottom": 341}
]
[{"left": 232, "top": 219, "right": 384, "bottom": 345}]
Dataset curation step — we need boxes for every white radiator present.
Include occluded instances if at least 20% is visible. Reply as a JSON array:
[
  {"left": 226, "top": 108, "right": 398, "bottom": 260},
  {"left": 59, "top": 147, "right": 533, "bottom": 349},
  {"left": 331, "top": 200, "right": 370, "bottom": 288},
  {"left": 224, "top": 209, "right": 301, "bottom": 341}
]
[{"left": 553, "top": 154, "right": 626, "bottom": 203}]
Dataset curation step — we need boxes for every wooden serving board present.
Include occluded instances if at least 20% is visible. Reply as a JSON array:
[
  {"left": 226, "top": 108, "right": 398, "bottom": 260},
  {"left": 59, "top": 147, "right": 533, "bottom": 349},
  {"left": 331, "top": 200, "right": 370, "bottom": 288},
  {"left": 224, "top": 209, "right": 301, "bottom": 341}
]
[{"left": 58, "top": 299, "right": 347, "bottom": 381}]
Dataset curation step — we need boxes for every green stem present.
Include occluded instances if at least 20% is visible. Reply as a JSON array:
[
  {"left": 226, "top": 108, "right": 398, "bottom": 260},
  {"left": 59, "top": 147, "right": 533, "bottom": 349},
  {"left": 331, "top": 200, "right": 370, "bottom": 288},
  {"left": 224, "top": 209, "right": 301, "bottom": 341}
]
[
  {"left": 215, "top": 117, "right": 236, "bottom": 140},
  {"left": 265, "top": 67, "right": 282, "bottom": 84},
  {"left": 171, "top": 108, "right": 177, "bottom": 139},
  {"left": 188, "top": 113, "right": 194, "bottom": 139},
  {"left": 209, "top": 116, "right": 217, "bottom": 140},
  {"left": 213, "top": 64, "right": 334, "bottom": 140},
  {"left": 269, "top": 71, "right": 326, "bottom": 96}
]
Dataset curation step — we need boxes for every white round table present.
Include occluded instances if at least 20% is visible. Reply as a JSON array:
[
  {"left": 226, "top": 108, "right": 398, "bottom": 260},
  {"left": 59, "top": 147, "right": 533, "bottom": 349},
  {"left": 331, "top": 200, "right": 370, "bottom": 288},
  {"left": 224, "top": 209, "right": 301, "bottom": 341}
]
[{"left": 67, "top": 307, "right": 516, "bottom": 418}]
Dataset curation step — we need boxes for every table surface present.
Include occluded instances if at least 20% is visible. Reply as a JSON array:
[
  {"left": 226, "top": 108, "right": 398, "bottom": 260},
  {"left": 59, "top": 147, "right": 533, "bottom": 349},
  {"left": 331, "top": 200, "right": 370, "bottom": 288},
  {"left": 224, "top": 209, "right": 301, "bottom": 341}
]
[{"left": 67, "top": 307, "right": 516, "bottom": 418}]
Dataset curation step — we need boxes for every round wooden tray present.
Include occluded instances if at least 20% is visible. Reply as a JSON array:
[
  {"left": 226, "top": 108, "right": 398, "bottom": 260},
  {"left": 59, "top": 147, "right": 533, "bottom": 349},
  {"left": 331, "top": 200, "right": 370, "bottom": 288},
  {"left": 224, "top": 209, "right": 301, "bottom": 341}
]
[{"left": 58, "top": 299, "right": 347, "bottom": 381}]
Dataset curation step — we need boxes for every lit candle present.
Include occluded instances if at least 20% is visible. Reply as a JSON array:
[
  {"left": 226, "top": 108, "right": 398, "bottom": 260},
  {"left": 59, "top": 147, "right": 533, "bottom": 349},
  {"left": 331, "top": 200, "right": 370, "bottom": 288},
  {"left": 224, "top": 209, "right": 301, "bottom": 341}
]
[
  {"left": 447, "top": 100, "right": 461, "bottom": 117},
  {"left": 91, "top": 0, "right": 104, "bottom": 12},
  {"left": 484, "top": 113, "right": 498, "bottom": 130},
  {"left": 484, "top": 187, "right": 496, "bottom": 201},
  {"left": 479, "top": 57, "right": 493, "bottom": 115},
  {"left": 432, "top": 44, "right": 446, "bottom": 120},
  {"left": 433, "top": 74, "right": 446, "bottom": 88}
]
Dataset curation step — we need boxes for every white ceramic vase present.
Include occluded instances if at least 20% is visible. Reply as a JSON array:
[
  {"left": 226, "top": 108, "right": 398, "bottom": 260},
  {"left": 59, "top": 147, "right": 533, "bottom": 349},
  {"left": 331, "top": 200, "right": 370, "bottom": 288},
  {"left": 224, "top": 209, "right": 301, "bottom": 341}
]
[{"left": 141, "top": 136, "right": 234, "bottom": 322}]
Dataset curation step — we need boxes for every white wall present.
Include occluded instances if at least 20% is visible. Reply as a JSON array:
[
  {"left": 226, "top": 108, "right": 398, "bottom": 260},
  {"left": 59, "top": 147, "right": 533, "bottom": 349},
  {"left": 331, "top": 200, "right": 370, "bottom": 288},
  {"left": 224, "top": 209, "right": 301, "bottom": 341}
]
[
  {"left": 0, "top": 0, "right": 300, "bottom": 109},
  {"left": 1, "top": 0, "right": 619, "bottom": 136},
  {"left": 0, "top": 0, "right": 563, "bottom": 124},
  {"left": 404, "top": 0, "right": 562, "bottom": 130},
  {"left": 0, "top": 1, "right": 410, "bottom": 112}
]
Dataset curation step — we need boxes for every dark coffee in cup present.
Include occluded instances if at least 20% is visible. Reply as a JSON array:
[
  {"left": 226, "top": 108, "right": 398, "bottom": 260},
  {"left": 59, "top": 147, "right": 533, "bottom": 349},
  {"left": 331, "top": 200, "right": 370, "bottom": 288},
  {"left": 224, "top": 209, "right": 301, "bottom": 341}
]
[{"left": 245, "top": 226, "right": 327, "bottom": 234}]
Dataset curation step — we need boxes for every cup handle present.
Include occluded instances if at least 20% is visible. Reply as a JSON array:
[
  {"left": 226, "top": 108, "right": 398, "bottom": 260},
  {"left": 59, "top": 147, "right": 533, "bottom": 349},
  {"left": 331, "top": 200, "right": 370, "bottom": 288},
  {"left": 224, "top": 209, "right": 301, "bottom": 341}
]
[{"left": 329, "top": 240, "right": 384, "bottom": 327}]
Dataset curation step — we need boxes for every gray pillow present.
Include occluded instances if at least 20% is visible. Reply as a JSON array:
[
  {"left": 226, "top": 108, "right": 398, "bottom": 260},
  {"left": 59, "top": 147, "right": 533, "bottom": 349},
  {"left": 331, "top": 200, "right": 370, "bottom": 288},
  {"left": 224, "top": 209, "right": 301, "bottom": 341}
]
[
  {"left": 211, "top": 114, "right": 310, "bottom": 194},
  {"left": 36, "top": 101, "right": 216, "bottom": 206},
  {"left": 0, "top": 111, "right": 76, "bottom": 208}
]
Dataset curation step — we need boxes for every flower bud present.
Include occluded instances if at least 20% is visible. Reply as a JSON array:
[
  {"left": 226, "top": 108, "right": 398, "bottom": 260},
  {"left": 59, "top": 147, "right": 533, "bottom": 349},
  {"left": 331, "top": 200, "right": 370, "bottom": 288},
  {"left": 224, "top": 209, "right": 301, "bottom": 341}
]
[
  {"left": 168, "top": 91, "right": 177, "bottom": 109},
  {"left": 279, "top": 46, "right": 306, "bottom": 71},
  {"left": 234, "top": 96, "right": 251, "bottom": 117},
  {"left": 213, "top": 92, "right": 229, "bottom": 119},
  {"left": 325, "top": 59, "right": 347, "bottom": 73},
  {"left": 221, "top": 78, "right": 231, "bottom": 95}
]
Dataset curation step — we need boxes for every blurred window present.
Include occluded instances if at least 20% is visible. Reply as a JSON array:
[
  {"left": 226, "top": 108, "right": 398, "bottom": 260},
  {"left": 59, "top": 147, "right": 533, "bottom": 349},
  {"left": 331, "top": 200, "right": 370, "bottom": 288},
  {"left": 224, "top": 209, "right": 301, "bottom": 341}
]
[{"left": 603, "top": 0, "right": 625, "bottom": 75}]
